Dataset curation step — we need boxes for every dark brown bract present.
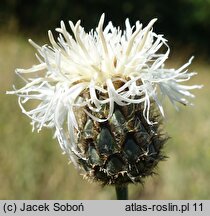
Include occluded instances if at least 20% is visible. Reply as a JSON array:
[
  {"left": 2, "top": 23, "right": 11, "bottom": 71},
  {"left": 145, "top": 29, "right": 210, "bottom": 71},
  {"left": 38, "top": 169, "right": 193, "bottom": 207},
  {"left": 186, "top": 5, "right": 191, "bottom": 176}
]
[{"left": 75, "top": 102, "right": 167, "bottom": 185}]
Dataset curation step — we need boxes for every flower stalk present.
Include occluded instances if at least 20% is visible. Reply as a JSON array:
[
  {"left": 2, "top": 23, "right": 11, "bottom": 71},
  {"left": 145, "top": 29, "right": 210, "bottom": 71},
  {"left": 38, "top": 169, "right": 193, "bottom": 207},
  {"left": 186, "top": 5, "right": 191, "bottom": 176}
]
[{"left": 115, "top": 185, "right": 128, "bottom": 200}]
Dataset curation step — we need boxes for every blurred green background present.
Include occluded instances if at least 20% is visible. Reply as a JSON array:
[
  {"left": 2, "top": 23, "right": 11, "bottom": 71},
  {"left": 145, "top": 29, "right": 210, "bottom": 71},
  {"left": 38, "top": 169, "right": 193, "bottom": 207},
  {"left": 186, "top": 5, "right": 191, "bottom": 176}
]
[{"left": 0, "top": 0, "right": 210, "bottom": 199}]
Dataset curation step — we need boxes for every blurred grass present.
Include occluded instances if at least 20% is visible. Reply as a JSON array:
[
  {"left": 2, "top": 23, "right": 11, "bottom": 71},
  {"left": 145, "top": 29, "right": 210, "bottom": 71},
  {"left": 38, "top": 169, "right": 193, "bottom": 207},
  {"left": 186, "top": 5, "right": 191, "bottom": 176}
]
[{"left": 0, "top": 33, "right": 209, "bottom": 199}]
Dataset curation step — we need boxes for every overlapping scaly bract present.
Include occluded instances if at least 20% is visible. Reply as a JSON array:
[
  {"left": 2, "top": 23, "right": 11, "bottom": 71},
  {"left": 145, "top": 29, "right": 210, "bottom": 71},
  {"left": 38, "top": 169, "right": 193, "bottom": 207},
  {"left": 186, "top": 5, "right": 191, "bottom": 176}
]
[{"left": 75, "top": 101, "right": 167, "bottom": 184}]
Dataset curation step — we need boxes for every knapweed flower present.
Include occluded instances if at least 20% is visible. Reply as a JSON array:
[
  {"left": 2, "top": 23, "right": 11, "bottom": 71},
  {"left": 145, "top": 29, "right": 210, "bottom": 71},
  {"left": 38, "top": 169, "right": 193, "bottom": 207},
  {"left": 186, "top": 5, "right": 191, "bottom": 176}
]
[{"left": 8, "top": 14, "right": 201, "bottom": 185}]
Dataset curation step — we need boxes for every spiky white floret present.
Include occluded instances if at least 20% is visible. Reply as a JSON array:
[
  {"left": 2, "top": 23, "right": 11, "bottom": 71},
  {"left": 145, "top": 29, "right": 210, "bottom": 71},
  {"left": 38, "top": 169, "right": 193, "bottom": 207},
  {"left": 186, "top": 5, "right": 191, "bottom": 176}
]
[{"left": 8, "top": 14, "right": 202, "bottom": 159}]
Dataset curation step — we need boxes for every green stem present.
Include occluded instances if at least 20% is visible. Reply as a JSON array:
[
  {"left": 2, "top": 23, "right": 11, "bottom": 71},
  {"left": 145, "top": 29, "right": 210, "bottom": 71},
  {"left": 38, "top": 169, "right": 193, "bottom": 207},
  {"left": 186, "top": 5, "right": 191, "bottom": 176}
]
[{"left": 115, "top": 185, "right": 128, "bottom": 200}]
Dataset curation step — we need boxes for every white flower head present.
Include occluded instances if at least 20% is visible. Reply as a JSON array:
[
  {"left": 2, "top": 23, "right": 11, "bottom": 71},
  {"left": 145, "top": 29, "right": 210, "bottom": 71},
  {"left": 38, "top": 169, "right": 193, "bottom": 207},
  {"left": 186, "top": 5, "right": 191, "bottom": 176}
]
[{"left": 8, "top": 14, "right": 202, "bottom": 159}]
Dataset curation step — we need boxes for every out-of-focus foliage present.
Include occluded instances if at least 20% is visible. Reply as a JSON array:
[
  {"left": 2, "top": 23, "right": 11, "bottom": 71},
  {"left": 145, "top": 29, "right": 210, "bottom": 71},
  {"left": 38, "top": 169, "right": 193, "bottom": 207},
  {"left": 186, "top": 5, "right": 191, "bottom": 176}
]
[
  {"left": 1, "top": 0, "right": 210, "bottom": 53},
  {"left": 0, "top": 0, "right": 210, "bottom": 199}
]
